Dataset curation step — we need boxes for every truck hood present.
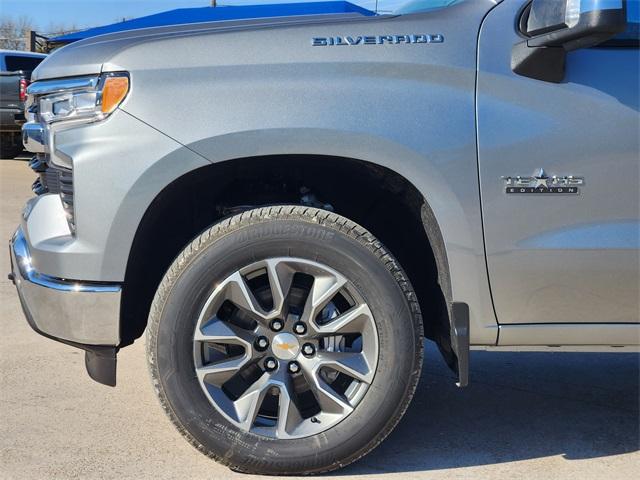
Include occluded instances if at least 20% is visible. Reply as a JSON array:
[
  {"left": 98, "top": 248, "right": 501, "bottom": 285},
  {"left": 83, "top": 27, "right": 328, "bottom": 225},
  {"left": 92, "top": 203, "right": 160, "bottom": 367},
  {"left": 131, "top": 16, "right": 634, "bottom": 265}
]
[{"left": 32, "top": 13, "right": 380, "bottom": 81}]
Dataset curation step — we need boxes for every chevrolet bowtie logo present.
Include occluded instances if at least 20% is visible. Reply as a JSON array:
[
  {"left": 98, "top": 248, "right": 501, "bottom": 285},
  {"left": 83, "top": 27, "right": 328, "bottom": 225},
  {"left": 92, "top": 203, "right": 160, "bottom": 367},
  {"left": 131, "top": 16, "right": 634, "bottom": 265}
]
[{"left": 276, "top": 342, "right": 296, "bottom": 350}]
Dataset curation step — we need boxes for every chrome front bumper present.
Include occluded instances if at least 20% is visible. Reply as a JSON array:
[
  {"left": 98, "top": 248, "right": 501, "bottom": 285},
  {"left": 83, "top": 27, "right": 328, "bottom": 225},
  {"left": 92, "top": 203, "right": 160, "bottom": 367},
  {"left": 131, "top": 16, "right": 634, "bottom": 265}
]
[{"left": 10, "top": 227, "right": 121, "bottom": 346}]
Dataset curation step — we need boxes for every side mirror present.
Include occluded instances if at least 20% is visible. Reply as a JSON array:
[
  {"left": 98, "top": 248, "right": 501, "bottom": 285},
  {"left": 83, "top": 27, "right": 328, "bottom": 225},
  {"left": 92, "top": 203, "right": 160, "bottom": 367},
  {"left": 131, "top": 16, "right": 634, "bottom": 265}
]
[{"left": 512, "top": 0, "right": 628, "bottom": 82}]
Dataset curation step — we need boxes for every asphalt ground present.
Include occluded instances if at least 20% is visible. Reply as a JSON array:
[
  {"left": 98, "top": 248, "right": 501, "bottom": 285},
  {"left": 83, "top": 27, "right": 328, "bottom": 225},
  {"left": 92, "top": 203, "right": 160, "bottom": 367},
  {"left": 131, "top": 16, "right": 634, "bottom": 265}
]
[{"left": 1, "top": 156, "right": 638, "bottom": 479}]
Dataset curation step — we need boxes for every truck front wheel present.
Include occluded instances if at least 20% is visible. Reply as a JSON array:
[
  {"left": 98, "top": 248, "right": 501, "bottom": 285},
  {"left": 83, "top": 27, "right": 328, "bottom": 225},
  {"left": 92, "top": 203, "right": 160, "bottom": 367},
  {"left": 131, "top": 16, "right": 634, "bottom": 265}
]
[{"left": 146, "top": 206, "right": 423, "bottom": 475}]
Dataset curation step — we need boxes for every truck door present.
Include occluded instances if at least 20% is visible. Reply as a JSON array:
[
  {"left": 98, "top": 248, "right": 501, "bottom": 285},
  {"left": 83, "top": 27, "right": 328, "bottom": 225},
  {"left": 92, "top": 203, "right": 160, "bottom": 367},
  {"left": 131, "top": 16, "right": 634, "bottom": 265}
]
[{"left": 476, "top": 1, "right": 639, "bottom": 335}]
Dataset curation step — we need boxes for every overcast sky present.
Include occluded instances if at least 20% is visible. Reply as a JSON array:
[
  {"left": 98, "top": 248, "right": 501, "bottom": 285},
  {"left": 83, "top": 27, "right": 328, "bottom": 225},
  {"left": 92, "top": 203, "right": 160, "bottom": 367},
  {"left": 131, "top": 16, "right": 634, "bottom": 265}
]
[{"left": 1, "top": 0, "right": 389, "bottom": 32}]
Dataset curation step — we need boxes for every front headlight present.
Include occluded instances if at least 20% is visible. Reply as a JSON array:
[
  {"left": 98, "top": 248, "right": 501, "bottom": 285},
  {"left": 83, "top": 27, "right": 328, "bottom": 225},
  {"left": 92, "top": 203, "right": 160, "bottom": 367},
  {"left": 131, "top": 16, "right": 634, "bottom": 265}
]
[
  {"left": 24, "top": 72, "right": 130, "bottom": 174},
  {"left": 28, "top": 72, "right": 129, "bottom": 125}
]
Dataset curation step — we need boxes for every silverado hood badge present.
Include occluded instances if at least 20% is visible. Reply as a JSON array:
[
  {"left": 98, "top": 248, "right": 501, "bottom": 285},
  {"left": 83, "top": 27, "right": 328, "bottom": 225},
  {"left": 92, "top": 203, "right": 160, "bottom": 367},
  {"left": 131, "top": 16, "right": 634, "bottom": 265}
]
[
  {"left": 312, "top": 34, "right": 444, "bottom": 46},
  {"left": 502, "top": 169, "right": 584, "bottom": 195}
]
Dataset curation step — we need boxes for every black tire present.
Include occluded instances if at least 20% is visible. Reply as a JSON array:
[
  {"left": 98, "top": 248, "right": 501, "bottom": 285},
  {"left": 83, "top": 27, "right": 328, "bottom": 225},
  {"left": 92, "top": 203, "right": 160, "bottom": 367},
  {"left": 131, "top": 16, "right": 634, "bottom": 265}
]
[{"left": 146, "top": 206, "right": 423, "bottom": 475}]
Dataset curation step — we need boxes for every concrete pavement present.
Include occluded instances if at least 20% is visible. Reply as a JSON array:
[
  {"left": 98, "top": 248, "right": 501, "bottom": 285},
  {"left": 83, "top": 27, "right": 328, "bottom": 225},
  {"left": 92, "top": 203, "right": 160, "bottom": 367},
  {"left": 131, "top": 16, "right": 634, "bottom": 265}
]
[{"left": 1, "top": 157, "right": 638, "bottom": 479}]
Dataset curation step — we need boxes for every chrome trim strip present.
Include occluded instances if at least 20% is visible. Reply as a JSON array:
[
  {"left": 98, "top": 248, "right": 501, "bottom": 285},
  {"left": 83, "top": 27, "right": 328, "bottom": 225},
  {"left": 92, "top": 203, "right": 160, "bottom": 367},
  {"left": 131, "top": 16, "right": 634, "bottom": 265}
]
[
  {"left": 27, "top": 76, "right": 99, "bottom": 96},
  {"left": 22, "top": 121, "right": 47, "bottom": 153},
  {"left": 12, "top": 229, "right": 121, "bottom": 293}
]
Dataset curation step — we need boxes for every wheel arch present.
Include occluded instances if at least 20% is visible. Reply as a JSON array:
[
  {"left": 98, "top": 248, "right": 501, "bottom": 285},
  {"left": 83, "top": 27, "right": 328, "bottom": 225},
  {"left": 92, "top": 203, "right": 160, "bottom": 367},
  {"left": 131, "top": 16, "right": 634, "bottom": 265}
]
[{"left": 119, "top": 154, "right": 457, "bottom": 365}]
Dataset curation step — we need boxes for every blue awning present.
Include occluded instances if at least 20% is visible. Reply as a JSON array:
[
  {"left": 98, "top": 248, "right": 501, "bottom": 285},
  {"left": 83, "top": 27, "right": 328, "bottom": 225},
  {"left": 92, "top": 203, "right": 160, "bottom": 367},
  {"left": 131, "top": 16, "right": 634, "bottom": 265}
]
[{"left": 50, "top": 2, "right": 375, "bottom": 44}]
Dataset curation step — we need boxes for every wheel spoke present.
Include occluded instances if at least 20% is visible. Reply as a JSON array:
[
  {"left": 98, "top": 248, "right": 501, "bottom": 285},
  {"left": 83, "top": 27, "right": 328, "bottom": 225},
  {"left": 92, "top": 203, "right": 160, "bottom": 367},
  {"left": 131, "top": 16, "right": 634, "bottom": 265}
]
[
  {"left": 310, "top": 304, "right": 373, "bottom": 336},
  {"left": 195, "top": 356, "right": 246, "bottom": 386},
  {"left": 194, "top": 317, "right": 255, "bottom": 346},
  {"left": 262, "top": 259, "right": 297, "bottom": 318},
  {"left": 233, "top": 372, "right": 272, "bottom": 429},
  {"left": 275, "top": 378, "right": 303, "bottom": 439},
  {"left": 307, "top": 374, "right": 353, "bottom": 416},
  {"left": 316, "top": 351, "right": 374, "bottom": 384},
  {"left": 303, "top": 272, "right": 347, "bottom": 326},
  {"left": 194, "top": 319, "right": 255, "bottom": 386},
  {"left": 223, "top": 272, "right": 278, "bottom": 322}
]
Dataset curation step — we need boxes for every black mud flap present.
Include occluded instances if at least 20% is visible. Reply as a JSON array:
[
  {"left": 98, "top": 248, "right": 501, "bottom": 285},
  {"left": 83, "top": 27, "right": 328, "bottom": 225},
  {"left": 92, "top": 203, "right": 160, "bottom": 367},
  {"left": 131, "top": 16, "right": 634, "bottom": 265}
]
[
  {"left": 450, "top": 302, "right": 470, "bottom": 387},
  {"left": 85, "top": 347, "right": 118, "bottom": 387},
  {"left": 431, "top": 301, "right": 470, "bottom": 387}
]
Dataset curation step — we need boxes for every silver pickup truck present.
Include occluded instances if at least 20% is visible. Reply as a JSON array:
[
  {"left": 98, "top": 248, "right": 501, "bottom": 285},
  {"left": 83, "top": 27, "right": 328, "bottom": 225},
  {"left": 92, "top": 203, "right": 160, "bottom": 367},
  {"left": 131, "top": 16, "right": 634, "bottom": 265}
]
[{"left": 9, "top": 0, "right": 639, "bottom": 475}]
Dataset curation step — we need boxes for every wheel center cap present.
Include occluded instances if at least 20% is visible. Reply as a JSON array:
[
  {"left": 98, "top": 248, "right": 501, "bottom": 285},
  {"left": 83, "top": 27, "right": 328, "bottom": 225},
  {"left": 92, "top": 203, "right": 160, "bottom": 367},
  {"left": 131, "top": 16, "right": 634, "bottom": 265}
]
[{"left": 271, "top": 332, "right": 300, "bottom": 360}]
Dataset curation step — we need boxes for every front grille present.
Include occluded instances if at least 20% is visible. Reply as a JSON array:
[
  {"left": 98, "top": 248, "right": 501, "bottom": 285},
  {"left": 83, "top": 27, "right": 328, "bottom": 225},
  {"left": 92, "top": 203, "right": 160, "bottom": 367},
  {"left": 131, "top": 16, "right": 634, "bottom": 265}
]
[{"left": 30, "top": 155, "right": 75, "bottom": 231}]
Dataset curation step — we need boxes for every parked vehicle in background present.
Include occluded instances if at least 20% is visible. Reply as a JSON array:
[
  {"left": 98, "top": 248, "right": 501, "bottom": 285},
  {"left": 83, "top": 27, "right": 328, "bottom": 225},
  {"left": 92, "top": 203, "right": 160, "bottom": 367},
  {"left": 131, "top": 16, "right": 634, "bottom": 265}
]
[
  {"left": 9, "top": 0, "right": 640, "bottom": 475},
  {"left": 0, "top": 50, "right": 46, "bottom": 158}
]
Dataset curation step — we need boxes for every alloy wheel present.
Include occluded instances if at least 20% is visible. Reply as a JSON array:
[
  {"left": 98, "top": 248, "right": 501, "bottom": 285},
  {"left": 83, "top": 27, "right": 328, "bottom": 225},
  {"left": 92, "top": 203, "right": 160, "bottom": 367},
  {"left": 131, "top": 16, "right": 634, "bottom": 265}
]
[{"left": 193, "top": 257, "right": 379, "bottom": 439}]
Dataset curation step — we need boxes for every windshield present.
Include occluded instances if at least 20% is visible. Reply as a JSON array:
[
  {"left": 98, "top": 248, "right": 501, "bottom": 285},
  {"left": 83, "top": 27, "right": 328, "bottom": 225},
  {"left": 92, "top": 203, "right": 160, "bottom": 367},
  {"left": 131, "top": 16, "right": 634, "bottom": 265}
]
[{"left": 382, "top": 0, "right": 467, "bottom": 14}]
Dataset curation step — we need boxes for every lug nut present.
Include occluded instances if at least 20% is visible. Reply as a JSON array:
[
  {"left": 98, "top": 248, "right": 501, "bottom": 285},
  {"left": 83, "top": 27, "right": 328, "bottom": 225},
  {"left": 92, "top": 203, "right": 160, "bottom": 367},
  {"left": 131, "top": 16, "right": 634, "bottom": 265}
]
[
  {"left": 293, "top": 322, "right": 307, "bottom": 335},
  {"left": 288, "top": 361, "right": 300, "bottom": 374},
  {"left": 264, "top": 357, "right": 278, "bottom": 372},
  {"left": 255, "top": 336, "right": 269, "bottom": 351},
  {"left": 270, "top": 319, "right": 284, "bottom": 332},
  {"left": 302, "top": 343, "right": 315, "bottom": 357}
]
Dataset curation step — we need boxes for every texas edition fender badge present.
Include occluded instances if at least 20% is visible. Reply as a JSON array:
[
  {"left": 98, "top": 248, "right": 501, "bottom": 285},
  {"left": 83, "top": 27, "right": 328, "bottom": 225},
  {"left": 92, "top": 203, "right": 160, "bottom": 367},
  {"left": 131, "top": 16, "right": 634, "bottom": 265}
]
[{"left": 502, "top": 169, "right": 584, "bottom": 195}]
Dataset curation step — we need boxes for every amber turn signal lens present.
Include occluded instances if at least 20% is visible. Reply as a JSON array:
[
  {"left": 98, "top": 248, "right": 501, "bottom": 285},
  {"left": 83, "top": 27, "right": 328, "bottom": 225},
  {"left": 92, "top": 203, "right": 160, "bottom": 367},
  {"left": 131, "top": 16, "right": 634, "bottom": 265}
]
[{"left": 101, "top": 76, "right": 129, "bottom": 114}]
